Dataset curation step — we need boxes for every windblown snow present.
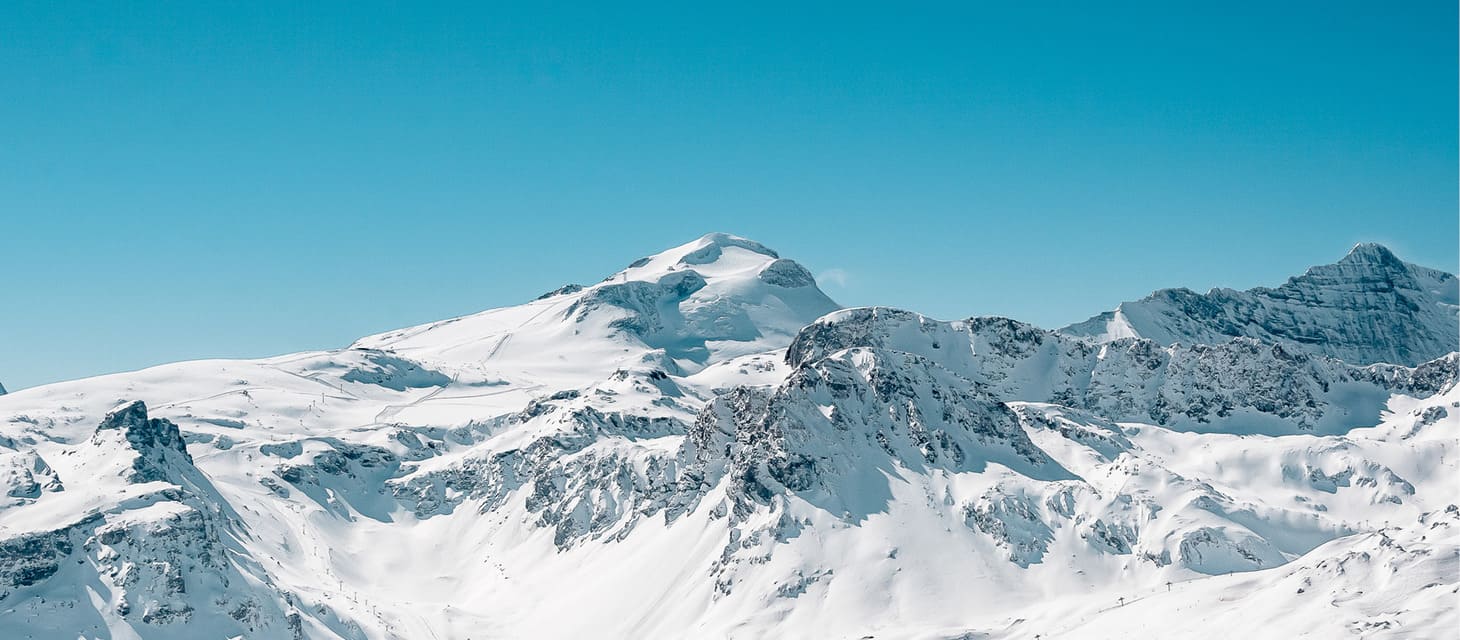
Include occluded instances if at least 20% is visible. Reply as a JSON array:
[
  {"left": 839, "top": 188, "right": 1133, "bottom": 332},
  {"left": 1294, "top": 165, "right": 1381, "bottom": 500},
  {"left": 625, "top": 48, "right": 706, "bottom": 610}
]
[{"left": 0, "top": 233, "right": 1455, "bottom": 639}]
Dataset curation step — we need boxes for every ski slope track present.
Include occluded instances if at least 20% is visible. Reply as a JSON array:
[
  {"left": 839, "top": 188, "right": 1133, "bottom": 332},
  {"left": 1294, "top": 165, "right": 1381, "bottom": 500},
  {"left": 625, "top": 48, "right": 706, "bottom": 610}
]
[{"left": 0, "top": 233, "right": 1455, "bottom": 639}]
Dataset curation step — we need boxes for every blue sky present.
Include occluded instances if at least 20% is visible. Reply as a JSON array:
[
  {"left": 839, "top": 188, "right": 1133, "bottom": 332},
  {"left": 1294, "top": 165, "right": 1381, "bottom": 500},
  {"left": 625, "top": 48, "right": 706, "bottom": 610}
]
[{"left": 3, "top": 2, "right": 1456, "bottom": 390}]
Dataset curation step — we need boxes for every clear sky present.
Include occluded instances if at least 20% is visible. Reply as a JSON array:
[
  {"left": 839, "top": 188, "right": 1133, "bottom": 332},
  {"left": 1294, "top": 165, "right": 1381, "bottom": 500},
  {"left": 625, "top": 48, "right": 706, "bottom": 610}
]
[{"left": 3, "top": 2, "right": 1456, "bottom": 390}]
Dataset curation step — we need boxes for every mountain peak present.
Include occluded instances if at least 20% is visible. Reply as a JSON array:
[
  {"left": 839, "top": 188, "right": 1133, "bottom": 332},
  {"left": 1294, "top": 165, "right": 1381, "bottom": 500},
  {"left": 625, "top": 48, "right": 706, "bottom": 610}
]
[
  {"left": 694, "top": 232, "right": 779, "bottom": 257},
  {"left": 97, "top": 400, "right": 150, "bottom": 432},
  {"left": 353, "top": 233, "right": 839, "bottom": 375},
  {"left": 91, "top": 400, "right": 195, "bottom": 484},
  {"left": 1063, "top": 243, "right": 1459, "bottom": 366},
  {"left": 615, "top": 233, "right": 781, "bottom": 280},
  {"left": 1338, "top": 242, "right": 1404, "bottom": 268},
  {"left": 602, "top": 233, "right": 825, "bottom": 295}
]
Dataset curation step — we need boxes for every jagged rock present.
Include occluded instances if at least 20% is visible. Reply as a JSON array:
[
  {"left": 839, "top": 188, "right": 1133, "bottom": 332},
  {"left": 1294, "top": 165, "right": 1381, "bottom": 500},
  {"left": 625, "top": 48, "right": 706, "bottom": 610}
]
[
  {"left": 92, "top": 401, "right": 193, "bottom": 484},
  {"left": 1064, "top": 243, "right": 1459, "bottom": 366},
  {"left": 701, "top": 346, "right": 1064, "bottom": 527},
  {"left": 964, "top": 490, "right": 1054, "bottom": 567},
  {"left": 0, "top": 523, "right": 85, "bottom": 599},
  {"left": 536, "top": 283, "right": 584, "bottom": 300},
  {"left": 788, "top": 307, "right": 1456, "bottom": 433},
  {"left": 757, "top": 259, "right": 818, "bottom": 288}
]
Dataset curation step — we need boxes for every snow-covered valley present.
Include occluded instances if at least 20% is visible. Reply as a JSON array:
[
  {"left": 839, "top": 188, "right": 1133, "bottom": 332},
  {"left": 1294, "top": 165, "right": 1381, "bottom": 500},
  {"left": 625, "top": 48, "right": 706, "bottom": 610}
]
[{"left": 1, "top": 233, "right": 1455, "bottom": 639}]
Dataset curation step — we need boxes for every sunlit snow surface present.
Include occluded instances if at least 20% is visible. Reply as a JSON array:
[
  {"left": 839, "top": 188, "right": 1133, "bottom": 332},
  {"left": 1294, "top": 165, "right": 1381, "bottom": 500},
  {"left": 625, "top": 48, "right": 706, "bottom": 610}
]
[{"left": 0, "top": 234, "right": 1455, "bottom": 639}]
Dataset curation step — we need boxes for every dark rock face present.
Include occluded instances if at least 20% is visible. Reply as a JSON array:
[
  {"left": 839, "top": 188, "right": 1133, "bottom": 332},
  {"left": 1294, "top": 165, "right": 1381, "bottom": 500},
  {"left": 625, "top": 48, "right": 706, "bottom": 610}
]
[
  {"left": 785, "top": 307, "right": 1457, "bottom": 433},
  {"left": 700, "top": 346, "right": 1067, "bottom": 529},
  {"left": 387, "top": 392, "right": 701, "bottom": 548},
  {"left": 1358, "top": 353, "right": 1460, "bottom": 397},
  {"left": 536, "top": 283, "right": 584, "bottom": 300},
  {"left": 93, "top": 401, "right": 194, "bottom": 483},
  {"left": 1063, "top": 243, "right": 1459, "bottom": 366},
  {"left": 757, "top": 259, "right": 818, "bottom": 288},
  {"left": 964, "top": 491, "right": 1053, "bottom": 567},
  {"left": 92, "top": 507, "right": 220, "bottom": 625},
  {"left": 0, "top": 524, "right": 84, "bottom": 598},
  {"left": 1093, "top": 339, "right": 1333, "bottom": 428},
  {"left": 787, "top": 308, "right": 931, "bottom": 368}
]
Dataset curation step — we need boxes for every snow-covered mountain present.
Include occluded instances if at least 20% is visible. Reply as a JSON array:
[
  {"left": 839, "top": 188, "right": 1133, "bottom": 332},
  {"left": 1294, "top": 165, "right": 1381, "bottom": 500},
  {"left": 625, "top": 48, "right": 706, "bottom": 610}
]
[
  {"left": 353, "top": 232, "right": 838, "bottom": 375},
  {"left": 1063, "top": 243, "right": 1459, "bottom": 366},
  {"left": 0, "top": 234, "right": 1455, "bottom": 639}
]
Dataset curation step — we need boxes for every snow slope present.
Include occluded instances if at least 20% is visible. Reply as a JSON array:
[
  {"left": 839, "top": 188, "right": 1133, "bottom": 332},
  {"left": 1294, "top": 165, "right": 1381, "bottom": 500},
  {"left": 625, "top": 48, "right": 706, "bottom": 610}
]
[
  {"left": 0, "top": 234, "right": 1455, "bottom": 639},
  {"left": 353, "top": 232, "right": 838, "bottom": 375}
]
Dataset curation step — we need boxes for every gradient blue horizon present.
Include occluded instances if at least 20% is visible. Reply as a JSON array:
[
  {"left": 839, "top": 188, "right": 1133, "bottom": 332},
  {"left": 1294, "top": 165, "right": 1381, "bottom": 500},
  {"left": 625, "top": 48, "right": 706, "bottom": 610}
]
[{"left": 3, "top": 2, "right": 1456, "bottom": 390}]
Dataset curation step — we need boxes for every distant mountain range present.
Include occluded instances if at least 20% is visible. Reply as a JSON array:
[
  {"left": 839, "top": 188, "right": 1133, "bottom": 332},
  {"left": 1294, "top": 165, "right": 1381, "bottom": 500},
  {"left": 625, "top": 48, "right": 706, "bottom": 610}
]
[
  {"left": 1, "top": 234, "right": 1455, "bottom": 639},
  {"left": 1064, "top": 242, "right": 1457, "bottom": 366}
]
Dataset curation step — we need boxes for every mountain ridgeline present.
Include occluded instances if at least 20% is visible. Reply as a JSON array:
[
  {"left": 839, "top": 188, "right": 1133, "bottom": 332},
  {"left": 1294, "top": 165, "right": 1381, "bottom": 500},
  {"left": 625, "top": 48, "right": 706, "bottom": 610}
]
[
  {"left": 0, "top": 234, "right": 1455, "bottom": 639},
  {"left": 1063, "top": 243, "right": 1458, "bottom": 366}
]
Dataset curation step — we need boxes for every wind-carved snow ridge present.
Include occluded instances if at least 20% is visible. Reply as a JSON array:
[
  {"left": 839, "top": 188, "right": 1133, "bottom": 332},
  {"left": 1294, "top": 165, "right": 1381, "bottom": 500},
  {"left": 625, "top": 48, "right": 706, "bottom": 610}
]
[
  {"left": 1063, "top": 243, "right": 1460, "bottom": 366},
  {"left": 0, "top": 235, "right": 1457, "bottom": 639}
]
